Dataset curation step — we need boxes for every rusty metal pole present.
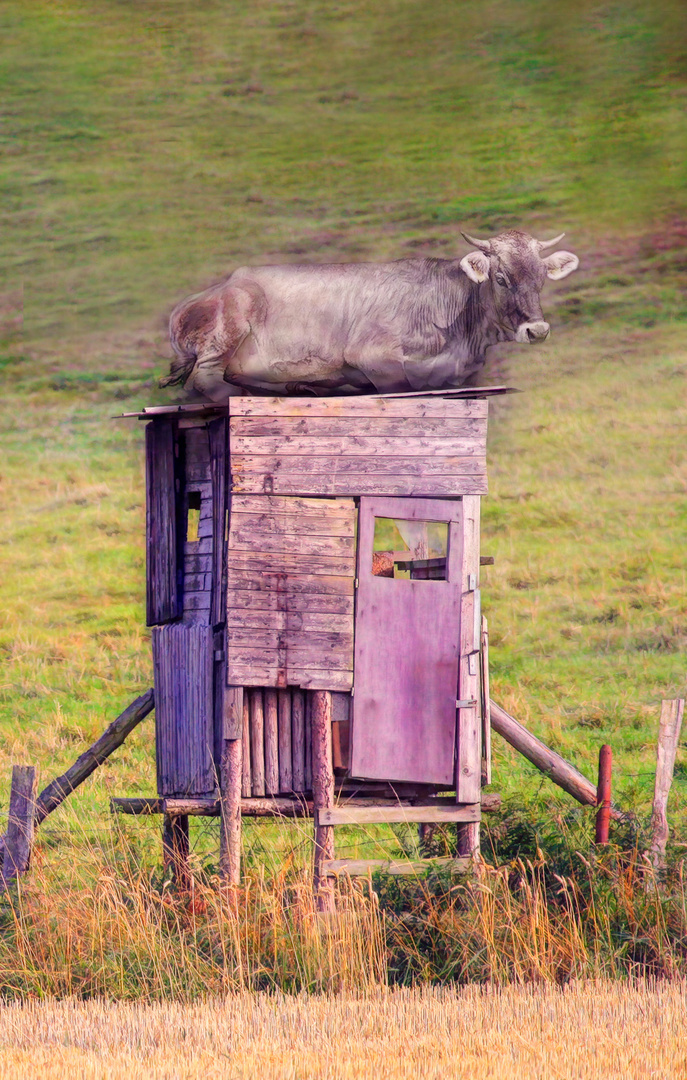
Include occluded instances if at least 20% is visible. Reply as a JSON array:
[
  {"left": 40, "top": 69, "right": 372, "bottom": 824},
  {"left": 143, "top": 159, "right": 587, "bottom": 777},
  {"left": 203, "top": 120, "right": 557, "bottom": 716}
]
[{"left": 595, "top": 744, "right": 612, "bottom": 844}]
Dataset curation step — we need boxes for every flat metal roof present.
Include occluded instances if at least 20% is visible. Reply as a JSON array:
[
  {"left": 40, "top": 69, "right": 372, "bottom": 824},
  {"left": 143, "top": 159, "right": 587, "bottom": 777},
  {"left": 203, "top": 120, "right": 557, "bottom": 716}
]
[{"left": 115, "top": 385, "right": 519, "bottom": 419}]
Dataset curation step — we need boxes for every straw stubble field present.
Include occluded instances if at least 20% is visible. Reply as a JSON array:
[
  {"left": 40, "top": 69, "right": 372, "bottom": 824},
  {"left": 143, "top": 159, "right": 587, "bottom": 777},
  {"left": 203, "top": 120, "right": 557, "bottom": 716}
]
[{"left": 0, "top": 982, "right": 685, "bottom": 1080}]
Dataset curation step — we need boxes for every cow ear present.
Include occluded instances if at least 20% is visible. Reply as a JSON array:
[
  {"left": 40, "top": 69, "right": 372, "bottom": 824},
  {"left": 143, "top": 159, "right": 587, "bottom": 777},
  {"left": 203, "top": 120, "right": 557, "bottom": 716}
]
[
  {"left": 460, "top": 251, "right": 490, "bottom": 283},
  {"left": 543, "top": 250, "right": 579, "bottom": 280}
]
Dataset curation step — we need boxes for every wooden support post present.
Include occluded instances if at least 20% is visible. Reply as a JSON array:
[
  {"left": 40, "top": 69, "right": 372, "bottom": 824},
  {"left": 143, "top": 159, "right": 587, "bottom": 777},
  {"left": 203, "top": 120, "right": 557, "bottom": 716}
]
[
  {"left": 241, "top": 693, "right": 251, "bottom": 798},
  {"left": 456, "top": 822, "right": 480, "bottom": 859},
  {"left": 2, "top": 766, "right": 37, "bottom": 886},
  {"left": 292, "top": 689, "right": 305, "bottom": 793},
  {"left": 219, "top": 738, "right": 242, "bottom": 887},
  {"left": 650, "top": 699, "right": 684, "bottom": 869},
  {"left": 595, "top": 745, "right": 612, "bottom": 844},
  {"left": 311, "top": 690, "right": 335, "bottom": 911},
  {"left": 162, "top": 813, "right": 190, "bottom": 890},
  {"left": 480, "top": 616, "right": 491, "bottom": 786},
  {"left": 249, "top": 689, "right": 265, "bottom": 797},
  {"left": 305, "top": 691, "right": 313, "bottom": 791},
  {"left": 278, "top": 689, "right": 292, "bottom": 793},
  {"left": 264, "top": 689, "right": 279, "bottom": 796}
]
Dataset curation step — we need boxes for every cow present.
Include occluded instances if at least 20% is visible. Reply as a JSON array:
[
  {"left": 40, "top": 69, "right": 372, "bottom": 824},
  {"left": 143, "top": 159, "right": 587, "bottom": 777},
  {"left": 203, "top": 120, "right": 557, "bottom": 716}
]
[{"left": 161, "top": 229, "right": 579, "bottom": 400}]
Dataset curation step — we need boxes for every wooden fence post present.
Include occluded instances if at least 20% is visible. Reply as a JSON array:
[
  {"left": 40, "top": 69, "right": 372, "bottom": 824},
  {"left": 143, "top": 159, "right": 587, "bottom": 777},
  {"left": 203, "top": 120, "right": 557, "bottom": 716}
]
[
  {"left": 311, "top": 690, "right": 335, "bottom": 911},
  {"left": 595, "top": 745, "right": 612, "bottom": 844},
  {"left": 2, "top": 766, "right": 37, "bottom": 886},
  {"left": 650, "top": 699, "right": 685, "bottom": 869}
]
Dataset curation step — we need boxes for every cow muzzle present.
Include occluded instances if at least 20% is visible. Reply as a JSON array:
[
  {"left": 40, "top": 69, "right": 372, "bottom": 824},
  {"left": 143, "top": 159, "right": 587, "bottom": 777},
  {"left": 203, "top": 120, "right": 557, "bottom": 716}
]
[{"left": 516, "top": 321, "right": 550, "bottom": 344}]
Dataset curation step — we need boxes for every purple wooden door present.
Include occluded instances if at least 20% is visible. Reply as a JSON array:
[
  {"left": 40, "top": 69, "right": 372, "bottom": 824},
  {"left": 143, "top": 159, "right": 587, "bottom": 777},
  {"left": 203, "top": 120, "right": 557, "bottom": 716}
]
[{"left": 350, "top": 496, "right": 463, "bottom": 785}]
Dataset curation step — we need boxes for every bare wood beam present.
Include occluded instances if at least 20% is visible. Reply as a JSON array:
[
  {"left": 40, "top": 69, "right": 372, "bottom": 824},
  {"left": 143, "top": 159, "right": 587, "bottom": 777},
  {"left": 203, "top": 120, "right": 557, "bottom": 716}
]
[
  {"left": 219, "top": 738, "right": 242, "bottom": 886},
  {"left": 311, "top": 690, "right": 335, "bottom": 910}
]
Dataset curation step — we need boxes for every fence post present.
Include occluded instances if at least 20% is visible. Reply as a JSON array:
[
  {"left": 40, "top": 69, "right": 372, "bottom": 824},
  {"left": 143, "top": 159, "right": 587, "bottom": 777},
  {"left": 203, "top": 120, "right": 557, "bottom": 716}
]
[
  {"left": 650, "top": 699, "right": 685, "bottom": 869},
  {"left": 2, "top": 765, "right": 37, "bottom": 886},
  {"left": 595, "top": 745, "right": 612, "bottom": 844}
]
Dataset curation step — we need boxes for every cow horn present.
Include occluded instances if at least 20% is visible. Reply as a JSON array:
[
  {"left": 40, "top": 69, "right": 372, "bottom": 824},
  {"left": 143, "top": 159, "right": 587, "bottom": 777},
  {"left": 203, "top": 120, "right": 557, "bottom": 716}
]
[
  {"left": 537, "top": 233, "right": 566, "bottom": 251},
  {"left": 461, "top": 231, "right": 491, "bottom": 253}
]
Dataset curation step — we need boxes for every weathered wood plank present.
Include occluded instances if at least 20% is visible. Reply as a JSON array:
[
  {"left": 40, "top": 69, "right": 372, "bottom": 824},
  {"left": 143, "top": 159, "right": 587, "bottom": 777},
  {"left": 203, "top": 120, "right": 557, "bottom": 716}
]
[
  {"left": 278, "top": 689, "right": 293, "bottom": 793},
  {"left": 152, "top": 624, "right": 215, "bottom": 798},
  {"left": 227, "top": 571, "right": 354, "bottom": 599},
  {"left": 232, "top": 416, "right": 487, "bottom": 438},
  {"left": 311, "top": 691, "right": 335, "bottom": 908},
  {"left": 146, "top": 420, "right": 181, "bottom": 626},
  {"left": 456, "top": 494, "right": 482, "bottom": 808},
  {"left": 231, "top": 454, "right": 485, "bottom": 476},
  {"left": 229, "top": 510, "right": 355, "bottom": 536},
  {"left": 226, "top": 527, "right": 355, "bottom": 558},
  {"left": 232, "top": 475, "right": 488, "bottom": 497},
  {"left": 230, "top": 434, "right": 484, "bottom": 457},
  {"left": 227, "top": 609, "right": 350, "bottom": 633},
  {"left": 650, "top": 699, "right": 685, "bottom": 868},
  {"left": 227, "top": 645, "right": 352, "bottom": 671},
  {"left": 227, "top": 628, "right": 353, "bottom": 651},
  {"left": 323, "top": 857, "right": 471, "bottom": 877},
  {"left": 2, "top": 766, "right": 37, "bottom": 884},
  {"left": 318, "top": 804, "right": 480, "bottom": 826},
  {"left": 241, "top": 692, "right": 251, "bottom": 798},
  {"left": 209, "top": 416, "right": 228, "bottom": 627},
  {"left": 182, "top": 591, "right": 212, "bottom": 612},
  {"left": 229, "top": 397, "right": 489, "bottom": 418},
  {"left": 111, "top": 797, "right": 162, "bottom": 815},
  {"left": 229, "top": 494, "right": 355, "bottom": 517},
  {"left": 264, "top": 689, "right": 279, "bottom": 795},
  {"left": 226, "top": 551, "right": 355, "bottom": 577},
  {"left": 228, "top": 665, "right": 353, "bottom": 691},
  {"left": 481, "top": 615, "right": 492, "bottom": 787},
  {"left": 292, "top": 689, "right": 305, "bottom": 793},
  {"left": 249, "top": 689, "right": 265, "bottom": 798},
  {"left": 305, "top": 691, "right": 313, "bottom": 790}
]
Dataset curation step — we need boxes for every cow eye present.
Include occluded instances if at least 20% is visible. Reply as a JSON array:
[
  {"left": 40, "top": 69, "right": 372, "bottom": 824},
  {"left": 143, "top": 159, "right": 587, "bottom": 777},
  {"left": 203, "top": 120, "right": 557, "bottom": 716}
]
[{"left": 495, "top": 274, "right": 507, "bottom": 287}]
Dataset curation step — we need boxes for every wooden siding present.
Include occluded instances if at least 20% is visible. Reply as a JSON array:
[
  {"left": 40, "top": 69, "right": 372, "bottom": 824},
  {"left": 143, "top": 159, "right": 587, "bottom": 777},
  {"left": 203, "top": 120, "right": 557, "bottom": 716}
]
[
  {"left": 182, "top": 426, "right": 213, "bottom": 623},
  {"left": 226, "top": 495, "right": 356, "bottom": 690},
  {"left": 456, "top": 494, "right": 482, "bottom": 803},
  {"left": 145, "top": 420, "right": 182, "bottom": 625},
  {"left": 228, "top": 397, "right": 487, "bottom": 498},
  {"left": 152, "top": 623, "right": 216, "bottom": 798}
]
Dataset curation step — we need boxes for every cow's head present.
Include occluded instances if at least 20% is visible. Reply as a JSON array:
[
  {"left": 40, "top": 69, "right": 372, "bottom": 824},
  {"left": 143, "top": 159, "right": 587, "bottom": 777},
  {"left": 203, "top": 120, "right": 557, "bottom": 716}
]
[{"left": 459, "top": 229, "right": 578, "bottom": 343}]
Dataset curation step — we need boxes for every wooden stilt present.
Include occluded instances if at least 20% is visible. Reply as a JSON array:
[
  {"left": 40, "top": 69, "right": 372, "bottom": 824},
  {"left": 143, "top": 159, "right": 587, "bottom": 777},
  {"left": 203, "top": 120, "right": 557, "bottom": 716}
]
[
  {"left": 292, "top": 690, "right": 305, "bottom": 793},
  {"left": 264, "top": 689, "right": 279, "bottom": 795},
  {"left": 278, "top": 689, "right": 293, "bottom": 793},
  {"left": 162, "top": 813, "right": 190, "bottom": 889},
  {"left": 311, "top": 690, "right": 335, "bottom": 911},
  {"left": 250, "top": 689, "right": 265, "bottom": 797},
  {"left": 456, "top": 822, "right": 480, "bottom": 859},
  {"left": 219, "top": 738, "right": 242, "bottom": 886},
  {"left": 241, "top": 692, "right": 251, "bottom": 798}
]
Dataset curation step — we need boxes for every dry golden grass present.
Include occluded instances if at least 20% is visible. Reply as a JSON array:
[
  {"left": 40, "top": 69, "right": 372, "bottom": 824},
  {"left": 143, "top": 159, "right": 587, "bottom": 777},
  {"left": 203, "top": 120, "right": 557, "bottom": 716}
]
[{"left": 0, "top": 981, "right": 685, "bottom": 1079}]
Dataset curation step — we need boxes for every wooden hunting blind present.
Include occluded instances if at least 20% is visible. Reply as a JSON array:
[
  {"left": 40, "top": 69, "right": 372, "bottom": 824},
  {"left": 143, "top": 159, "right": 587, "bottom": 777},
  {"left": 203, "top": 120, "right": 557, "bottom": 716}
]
[{"left": 118, "top": 387, "right": 510, "bottom": 885}]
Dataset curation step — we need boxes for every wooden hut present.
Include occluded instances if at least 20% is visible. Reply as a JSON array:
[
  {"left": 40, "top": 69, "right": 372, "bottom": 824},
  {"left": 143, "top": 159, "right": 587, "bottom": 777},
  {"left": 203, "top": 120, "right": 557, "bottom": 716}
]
[{"left": 116, "top": 387, "right": 509, "bottom": 887}]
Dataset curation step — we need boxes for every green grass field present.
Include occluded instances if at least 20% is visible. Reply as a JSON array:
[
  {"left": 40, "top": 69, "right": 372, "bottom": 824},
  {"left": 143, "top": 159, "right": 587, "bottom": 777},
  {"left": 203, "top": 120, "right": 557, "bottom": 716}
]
[{"left": 1, "top": 0, "right": 687, "bottom": 993}]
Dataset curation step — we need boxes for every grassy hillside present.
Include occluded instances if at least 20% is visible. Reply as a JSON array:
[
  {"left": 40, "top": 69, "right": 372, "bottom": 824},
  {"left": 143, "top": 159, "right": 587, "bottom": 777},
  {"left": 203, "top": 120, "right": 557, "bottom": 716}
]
[{"left": 1, "top": 0, "right": 686, "bottom": 870}]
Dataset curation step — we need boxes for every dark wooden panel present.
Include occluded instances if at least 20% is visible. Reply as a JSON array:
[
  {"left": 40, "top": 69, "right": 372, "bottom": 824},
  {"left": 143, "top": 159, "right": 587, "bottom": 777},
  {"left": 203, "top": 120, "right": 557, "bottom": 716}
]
[
  {"left": 350, "top": 496, "right": 463, "bottom": 786},
  {"left": 145, "top": 420, "right": 181, "bottom": 625},
  {"left": 209, "top": 416, "right": 228, "bottom": 628},
  {"left": 152, "top": 623, "right": 215, "bottom": 797}
]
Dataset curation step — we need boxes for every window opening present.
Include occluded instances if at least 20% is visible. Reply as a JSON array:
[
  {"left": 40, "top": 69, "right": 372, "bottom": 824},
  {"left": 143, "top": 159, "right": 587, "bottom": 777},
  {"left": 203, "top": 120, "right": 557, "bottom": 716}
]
[
  {"left": 186, "top": 491, "right": 201, "bottom": 543},
  {"left": 372, "top": 517, "right": 448, "bottom": 580}
]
